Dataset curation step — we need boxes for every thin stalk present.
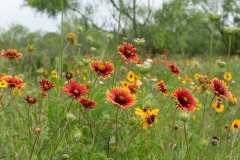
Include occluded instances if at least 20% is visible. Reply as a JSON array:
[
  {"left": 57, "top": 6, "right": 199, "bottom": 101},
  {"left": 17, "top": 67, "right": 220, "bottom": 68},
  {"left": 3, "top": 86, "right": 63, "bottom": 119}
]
[
  {"left": 101, "top": 40, "right": 110, "bottom": 60},
  {"left": 227, "top": 36, "right": 232, "bottom": 73},
  {"left": 112, "top": 0, "right": 122, "bottom": 87},
  {"left": 28, "top": 105, "right": 32, "bottom": 140},
  {"left": 38, "top": 92, "right": 44, "bottom": 125},
  {"left": 183, "top": 122, "right": 191, "bottom": 160},
  {"left": 60, "top": 0, "right": 64, "bottom": 77},
  {"left": 9, "top": 60, "right": 14, "bottom": 76},
  {"left": 230, "top": 131, "right": 238, "bottom": 159},
  {"left": 29, "top": 135, "right": 39, "bottom": 160},
  {"left": 89, "top": 75, "right": 99, "bottom": 93},
  {"left": 115, "top": 107, "right": 120, "bottom": 160},
  {"left": 208, "top": 22, "right": 215, "bottom": 76},
  {"left": 29, "top": 52, "right": 38, "bottom": 71}
]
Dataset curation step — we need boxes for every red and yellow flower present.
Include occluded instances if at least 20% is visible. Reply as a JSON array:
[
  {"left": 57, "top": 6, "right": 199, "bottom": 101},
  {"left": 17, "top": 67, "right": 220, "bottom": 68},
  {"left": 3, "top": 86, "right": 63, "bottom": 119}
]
[
  {"left": 210, "top": 78, "right": 230, "bottom": 99},
  {"left": 90, "top": 61, "right": 114, "bottom": 79},
  {"left": 156, "top": 80, "right": 168, "bottom": 95},
  {"left": 173, "top": 88, "right": 196, "bottom": 111},
  {"left": 168, "top": 61, "right": 180, "bottom": 75},
  {"left": 62, "top": 79, "right": 89, "bottom": 99},
  {"left": 127, "top": 83, "right": 140, "bottom": 95},
  {"left": 135, "top": 107, "right": 159, "bottom": 129},
  {"left": 212, "top": 98, "right": 224, "bottom": 112},
  {"left": 1, "top": 49, "right": 22, "bottom": 59},
  {"left": 118, "top": 42, "right": 139, "bottom": 63},
  {"left": 24, "top": 95, "right": 38, "bottom": 104},
  {"left": 3, "top": 76, "right": 25, "bottom": 88},
  {"left": 106, "top": 86, "right": 136, "bottom": 108},
  {"left": 39, "top": 79, "right": 55, "bottom": 91},
  {"left": 79, "top": 98, "right": 97, "bottom": 108}
]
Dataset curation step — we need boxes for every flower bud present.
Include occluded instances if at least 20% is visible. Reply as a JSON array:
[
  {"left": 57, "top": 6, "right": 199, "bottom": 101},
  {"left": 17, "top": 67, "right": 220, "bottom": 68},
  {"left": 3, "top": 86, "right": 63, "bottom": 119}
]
[
  {"left": 27, "top": 44, "right": 36, "bottom": 53},
  {"left": 74, "top": 130, "right": 82, "bottom": 140},
  {"left": 217, "top": 60, "right": 226, "bottom": 68},
  {"left": 208, "top": 12, "right": 222, "bottom": 22},
  {"left": 66, "top": 113, "right": 76, "bottom": 121},
  {"left": 123, "top": 37, "right": 128, "bottom": 41},
  {"left": 136, "top": 63, "right": 152, "bottom": 74},
  {"left": 211, "top": 136, "right": 219, "bottom": 146},
  {"left": 61, "top": 152, "right": 69, "bottom": 159},
  {"left": 33, "top": 126, "right": 42, "bottom": 135},
  {"left": 87, "top": 35, "right": 93, "bottom": 42},
  {"left": 103, "top": 113, "right": 111, "bottom": 120},
  {"left": 90, "top": 47, "right": 97, "bottom": 52},
  {"left": 36, "top": 68, "right": 45, "bottom": 75},
  {"left": 106, "top": 33, "right": 114, "bottom": 40},
  {"left": 77, "top": 25, "right": 84, "bottom": 33},
  {"left": 82, "top": 58, "right": 91, "bottom": 66},
  {"left": 179, "top": 112, "right": 190, "bottom": 122},
  {"left": 128, "top": 117, "right": 137, "bottom": 125},
  {"left": 66, "top": 32, "right": 77, "bottom": 43},
  {"left": 134, "top": 38, "right": 145, "bottom": 47},
  {"left": 224, "top": 26, "right": 239, "bottom": 36}
]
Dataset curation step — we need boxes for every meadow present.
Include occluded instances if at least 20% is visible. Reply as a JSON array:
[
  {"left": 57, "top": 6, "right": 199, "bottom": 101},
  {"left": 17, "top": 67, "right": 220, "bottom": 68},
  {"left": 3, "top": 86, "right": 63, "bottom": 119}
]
[{"left": 0, "top": 10, "right": 240, "bottom": 160}]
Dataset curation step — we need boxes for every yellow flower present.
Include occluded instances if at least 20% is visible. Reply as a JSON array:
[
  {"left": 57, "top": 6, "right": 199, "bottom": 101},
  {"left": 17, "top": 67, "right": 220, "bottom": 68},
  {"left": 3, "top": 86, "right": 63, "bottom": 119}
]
[
  {"left": 194, "top": 73, "right": 202, "bottom": 80},
  {"left": 184, "top": 74, "right": 189, "bottom": 80},
  {"left": 190, "top": 60, "right": 195, "bottom": 66},
  {"left": 0, "top": 79, "right": 8, "bottom": 88},
  {"left": 188, "top": 78, "right": 194, "bottom": 85},
  {"left": 194, "top": 101, "right": 202, "bottom": 111},
  {"left": 121, "top": 80, "right": 129, "bottom": 88},
  {"left": 12, "top": 86, "right": 23, "bottom": 96},
  {"left": 51, "top": 70, "right": 59, "bottom": 78},
  {"left": 185, "top": 59, "right": 189, "bottom": 66},
  {"left": 44, "top": 70, "right": 48, "bottom": 75},
  {"left": 223, "top": 72, "right": 232, "bottom": 81},
  {"left": 127, "top": 71, "right": 135, "bottom": 82},
  {"left": 178, "top": 76, "right": 186, "bottom": 84},
  {"left": 82, "top": 76, "right": 87, "bottom": 81},
  {"left": 147, "top": 74, "right": 151, "bottom": 78},
  {"left": 212, "top": 100, "right": 224, "bottom": 112},
  {"left": 193, "top": 86, "right": 201, "bottom": 93},
  {"left": 228, "top": 92, "right": 238, "bottom": 106},
  {"left": 231, "top": 119, "right": 240, "bottom": 132},
  {"left": 76, "top": 69, "right": 81, "bottom": 75},
  {"left": 83, "top": 69, "right": 88, "bottom": 73},
  {"left": 192, "top": 115, "right": 196, "bottom": 121},
  {"left": 135, "top": 107, "right": 159, "bottom": 129},
  {"left": 235, "top": 55, "right": 239, "bottom": 60}
]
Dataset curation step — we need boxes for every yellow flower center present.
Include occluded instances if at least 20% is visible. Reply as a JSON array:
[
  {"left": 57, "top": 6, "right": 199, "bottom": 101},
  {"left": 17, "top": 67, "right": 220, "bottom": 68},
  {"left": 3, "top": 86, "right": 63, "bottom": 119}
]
[
  {"left": 183, "top": 96, "right": 188, "bottom": 102},
  {"left": 97, "top": 64, "right": 106, "bottom": 71},
  {"left": 8, "top": 49, "right": 16, "bottom": 56},
  {"left": 116, "top": 95, "right": 126, "bottom": 104},
  {"left": 43, "top": 84, "right": 49, "bottom": 88},
  {"left": 73, "top": 89, "right": 79, "bottom": 94},
  {"left": 29, "top": 97, "right": 34, "bottom": 102}
]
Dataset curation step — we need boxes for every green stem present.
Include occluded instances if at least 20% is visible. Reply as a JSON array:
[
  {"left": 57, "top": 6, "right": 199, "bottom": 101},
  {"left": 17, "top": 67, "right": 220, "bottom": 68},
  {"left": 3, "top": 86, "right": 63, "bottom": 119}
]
[
  {"left": 60, "top": 0, "right": 64, "bottom": 78},
  {"left": 183, "top": 122, "right": 191, "bottom": 160},
  {"left": 38, "top": 92, "right": 44, "bottom": 125},
  {"left": 115, "top": 107, "right": 120, "bottom": 160},
  {"left": 9, "top": 60, "right": 14, "bottom": 76},
  {"left": 29, "top": 135, "right": 39, "bottom": 160},
  {"left": 227, "top": 36, "right": 232, "bottom": 73},
  {"left": 208, "top": 22, "right": 214, "bottom": 77},
  {"left": 28, "top": 105, "right": 32, "bottom": 140},
  {"left": 29, "top": 52, "right": 38, "bottom": 71}
]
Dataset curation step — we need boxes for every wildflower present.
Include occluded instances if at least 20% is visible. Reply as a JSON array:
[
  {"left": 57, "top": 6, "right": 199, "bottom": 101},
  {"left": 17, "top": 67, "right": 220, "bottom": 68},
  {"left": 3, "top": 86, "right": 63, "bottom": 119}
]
[
  {"left": 87, "top": 35, "right": 93, "bottom": 42},
  {"left": 44, "top": 70, "right": 48, "bottom": 75},
  {"left": 188, "top": 78, "right": 194, "bottom": 85},
  {"left": 1, "top": 49, "right": 22, "bottom": 59},
  {"left": 211, "top": 136, "right": 219, "bottom": 146},
  {"left": 161, "top": 54, "right": 167, "bottom": 59},
  {"left": 208, "top": 12, "right": 222, "bottom": 22},
  {"left": 61, "top": 152, "right": 69, "bottom": 159},
  {"left": 168, "top": 61, "right": 180, "bottom": 75},
  {"left": 24, "top": 95, "right": 38, "bottom": 104},
  {"left": 193, "top": 86, "right": 201, "bottom": 93},
  {"left": 134, "top": 38, "right": 145, "bottom": 47},
  {"left": 40, "top": 92, "right": 48, "bottom": 98},
  {"left": 39, "top": 79, "right": 55, "bottom": 91},
  {"left": 231, "top": 119, "right": 240, "bottom": 132},
  {"left": 77, "top": 25, "right": 84, "bottom": 32},
  {"left": 224, "top": 26, "right": 239, "bottom": 36},
  {"left": 51, "top": 70, "right": 59, "bottom": 78},
  {"left": 33, "top": 126, "right": 42, "bottom": 134},
  {"left": 65, "top": 71, "right": 73, "bottom": 80},
  {"left": 118, "top": 42, "right": 139, "bottom": 63},
  {"left": 90, "top": 61, "right": 114, "bottom": 79},
  {"left": 194, "top": 101, "right": 202, "bottom": 111},
  {"left": 223, "top": 72, "right": 232, "bottom": 81},
  {"left": 90, "top": 47, "right": 96, "bottom": 52},
  {"left": 212, "top": 99, "right": 224, "bottom": 112},
  {"left": 156, "top": 80, "right": 168, "bottom": 95},
  {"left": 106, "top": 86, "right": 136, "bottom": 108},
  {"left": 228, "top": 92, "right": 238, "bottom": 106},
  {"left": 79, "top": 98, "right": 97, "bottom": 108},
  {"left": 36, "top": 68, "right": 45, "bottom": 75},
  {"left": 173, "top": 88, "right": 196, "bottom": 111},
  {"left": 0, "top": 79, "right": 8, "bottom": 88},
  {"left": 217, "top": 60, "right": 226, "bottom": 68},
  {"left": 136, "top": 63, "right": 151, "bottom": 74},
  {"left": 192, "top": 115, "right": 196, "bottom": 121},
  {"left": 121, "top": 80, "right": 129, "bottom": 88},
  {"left": 127, "top": 71, "right": 135, "bottom": 82},
  {"left": 66, "top": 32, "right": 77, "bottom": 43},
  {"left": 179, "top": 112, "right": 190, "bottom": 122},
  {"left": 211, "top": 78, "right": 230, "bottom": 99},
  {"left": 27, "top": 44, "right": 36, "bottom": 53},
  {"left": 194, "top": 73, "right": 202, "bottom": 80},
  {"left": 164, "top": 48, "right": 169, "bottom": 53},
  {"left": 62, "top": 79, "right": 89, "bottom": 99},
  {"left": 12, "top": 86, "right": 23, "bottom": 96},
  {"left": 3, "top": 76, "right": 24, "bottom": 88},
  {"left": 127, "top": 83, "right": 140, "bottom": 95},
  {"left": 106, "top": 33, "right": 114, "bottom": 40},
  {"left": 178, "top": 76, "right": 186, "bottom": 84},
  {"left": 135, "top": 107, "right": 159, "bottom": 129}
]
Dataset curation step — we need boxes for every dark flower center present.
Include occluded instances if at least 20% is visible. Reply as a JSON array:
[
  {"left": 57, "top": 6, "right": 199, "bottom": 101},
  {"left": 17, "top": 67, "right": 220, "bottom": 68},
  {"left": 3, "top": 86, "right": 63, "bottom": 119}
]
[
  {"left": 146, "top": 115, "right": 155, "bottom": 124},
  {"left": 7, "top": 50, "right": 16, "bottom": 57},
  {"left": 234, "top": 124, "right": 238, "bottom": 128},
  {"left": 115, "top": 95, "right": 126, "bottom": 104},
  {"left": 179, "top": 96, "right": 189, "bottom": 107},
  {"left": 124, "top": 49, "right": 132, "bottom": 57},
  {"left": 216, "top": 86, "right": 224, "bottom": 94}
]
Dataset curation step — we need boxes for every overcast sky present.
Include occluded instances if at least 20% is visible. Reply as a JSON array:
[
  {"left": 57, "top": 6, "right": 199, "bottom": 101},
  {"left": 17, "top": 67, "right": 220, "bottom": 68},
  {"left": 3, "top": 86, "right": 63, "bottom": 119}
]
[
  {"left": 0, "top": 0, "right": 61, "bottom": 32},
  {"left": 0, "top": 0, "right": 163, "bottom": 32}
]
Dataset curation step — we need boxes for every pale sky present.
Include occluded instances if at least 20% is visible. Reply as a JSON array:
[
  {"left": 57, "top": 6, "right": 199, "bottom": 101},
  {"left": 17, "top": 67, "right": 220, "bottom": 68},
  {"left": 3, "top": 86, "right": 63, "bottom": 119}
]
[{"left": 0, "top": 0, "right": 163, "bottom": 32}]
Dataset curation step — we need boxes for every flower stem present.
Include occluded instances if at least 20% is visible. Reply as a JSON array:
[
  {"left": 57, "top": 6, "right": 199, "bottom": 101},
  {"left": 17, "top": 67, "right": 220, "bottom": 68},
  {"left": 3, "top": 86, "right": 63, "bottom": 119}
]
[
  {"left": 115, "top": 107, "right": 120, "bottom": 160},
  {"left": 227, "top": 36, "right": 232, "bottom": 73},
  {"left": 29, "top": 52, "right": 38, "bottom": 71},
  {"left": 9, "top": 59, "right": 14, "bottom": 76},
  {"left": 28, "top": 105, "right": 32, "bottom": 140},
  {"left": 29, "top": 135, "right": 39, "bottom": 160},
  {"left": 183, "top": 122, "right": 191, "bottom": 160},
  {"left": 89, "top": 75, "right": 99, "bottom": 93},
  {"left": 60, "top": 0, "right": 64, "bottom": 78},
  {"left": 38, "top": 92, "right": 44, "bottom": 125},
  {"left": 208, "top": 22, "right": 215, "bottom": 76}
]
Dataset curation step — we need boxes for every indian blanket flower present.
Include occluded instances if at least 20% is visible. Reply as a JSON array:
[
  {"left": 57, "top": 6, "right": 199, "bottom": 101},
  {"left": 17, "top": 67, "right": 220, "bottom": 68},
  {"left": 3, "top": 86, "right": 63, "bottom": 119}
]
[
  {"left": 168, "top": 61, "right": 180, "bottom": 75},
  {"left": 65, "top": 71, "right": 73, "bottom": 80},
  {"left": 90, "top": 61, "right": 114, "bottom": 79},
  {"left": 211, "top": 78, "right": 230, "bottom": 99},
  {"left": 231, "top": 119, "right": 240, "bottom": 132},
  {"left": 24, "top": 95, "right": 38, "bottom": 104},
  {"left": 173, "top": 88, "right": 196, "bottom": 111},
  {"left": 212, "top": 99, "right": 224, "bottom": 112},
  {"left": 156, "top": 80, "right": 168, "bottom": 95},
  {"left": 223, "top": 72, "right": 232, "bottom": 81},
  {"left": 1, "top": 49, "right": 22, "bottom": 59},
  {"left": 3, "top": 76, "right": 24, "bottom": 88},
  {"left": 127, "top": 83, "right": 140, "bottom": 95},
  {"left": 39, "top": 79, "right": 55, "bottom": 91},
  {"left": 118, "top": 42, "right": 139, "bottom": 63},
  {"left": 135, "top": 107, "right": 159, "bottom": 129},
  {"left": 106, "top": 86, "right": 136, "bottom": 108},
  {"left": 79, "top": 98, "right": 97, "bottom": 108},
  {"left": 62, "top": 79, "right": 89, "bottom": 99}
]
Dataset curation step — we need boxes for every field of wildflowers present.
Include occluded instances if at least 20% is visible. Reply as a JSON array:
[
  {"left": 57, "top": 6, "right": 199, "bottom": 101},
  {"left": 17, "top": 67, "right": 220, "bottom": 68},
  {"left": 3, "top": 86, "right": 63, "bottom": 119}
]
[{"left": 0, "top": 11, "right": 240, "bottom": 160}]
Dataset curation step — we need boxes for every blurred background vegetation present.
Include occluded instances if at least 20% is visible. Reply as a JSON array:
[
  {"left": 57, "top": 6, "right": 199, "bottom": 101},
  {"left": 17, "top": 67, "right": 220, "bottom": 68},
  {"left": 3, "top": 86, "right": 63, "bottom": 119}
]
[{"left": 0, "top": 0, "right": 240, "bottom": 74}]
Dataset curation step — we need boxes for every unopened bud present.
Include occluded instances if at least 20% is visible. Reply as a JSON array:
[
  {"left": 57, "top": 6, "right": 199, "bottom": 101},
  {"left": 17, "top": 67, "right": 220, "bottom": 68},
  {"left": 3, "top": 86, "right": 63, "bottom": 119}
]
[
  {"left": 134, "top": 38, "right": 145, "bottom": 47},
  {"left": 106, "top": 33, "right": 114, "bottom": 40},
  {"left": 208, "top": 12, "right": 222, "bottom": 22},
  {"left": 179, "top": 112, "right": 190, "bottom": 122}
]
